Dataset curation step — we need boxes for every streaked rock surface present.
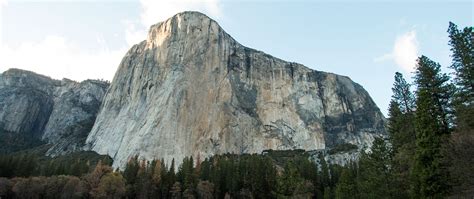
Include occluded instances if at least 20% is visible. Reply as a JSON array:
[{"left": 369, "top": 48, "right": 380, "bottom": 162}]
[{"left": 85, "top": 11, "right": 386, "bottom": 168}]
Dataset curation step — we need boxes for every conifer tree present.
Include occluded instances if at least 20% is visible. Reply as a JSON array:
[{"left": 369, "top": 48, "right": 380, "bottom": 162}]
[
  {"left": 358, "top": 137, "right": 395, "bottom": 198},
  {"left": 392, "top": 72, "right": 416, "bottom": 114},
  {"left": 413, "top": 55, "right": 453, "bottom": 197},
  {"left": 335, "top": 166, "right": 358, "bottom": 199},
  {"left": 387, "top": 73, "right": 417, "bottom": 198},
  {"left": 447, "top": 22, "right": 474, "bottom": 129}
]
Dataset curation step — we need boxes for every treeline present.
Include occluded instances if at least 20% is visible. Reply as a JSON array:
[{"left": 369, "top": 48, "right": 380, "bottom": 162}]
[
  {"left": 0, "top": 148, "right": 410, "bottom": 199},
  {"left": 0, "top": 149, "right": 113, "bottom": 178},
  {"left": 121, "top": 152, "right": 323, "bottom": 198},
  {"left": 0, "top": 151, "right": 339, "bottom": 198}
]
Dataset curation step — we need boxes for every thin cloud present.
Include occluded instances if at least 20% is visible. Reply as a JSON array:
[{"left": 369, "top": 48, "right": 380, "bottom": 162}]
[
  {"left": 375, "top": 30, "right": 419, "bottom": 73},
  {"left": 373, "top": 53, "right": 393, "bottom": 63},
  {"left": 0, "top": 35, "right": 126, "bottom": 81}
]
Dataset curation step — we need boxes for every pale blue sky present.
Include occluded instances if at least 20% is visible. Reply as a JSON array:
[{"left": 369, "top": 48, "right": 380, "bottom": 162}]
[{"left": 0, "top": 0, "right": 472, "bottom": 115}]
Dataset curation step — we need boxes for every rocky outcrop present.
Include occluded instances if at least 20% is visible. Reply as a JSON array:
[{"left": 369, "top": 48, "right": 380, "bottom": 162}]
[
  {"left": 0, "top": 69, "right": 109, "bottom": 155},
  {"left": 85, "top": 11, "right": 386, "bottom": 168}
]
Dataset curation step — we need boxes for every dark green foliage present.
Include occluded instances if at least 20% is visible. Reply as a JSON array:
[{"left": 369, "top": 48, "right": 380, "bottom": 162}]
[
  {"left": 448, "top": 22, "right": 474, "bottom": 119},
  {"left": 357, "top": 137, "right": 395, "bottom": 198},
  {"left": 392, "top": 72, "right": 416, "bottom": 114},
  {"left": 335, "top": 165, "right": 358, "bottom": 199},
  {"left": 387, "top": 73, "right": 417, "bottom": 198},
  {"left": 328, "top": 143, "right": 358, "bottom": 155},
  {"left": 447, "top": 22, "right": 474, "bottom": 131},
  {"left": 388, "top": 72, "right": 416, "bottom": 153},
  {"left": 177, "top": 156, "right": 197, "bottom": 191},
  {"left": 206, "top": 154, "right": 277, "bottom": 198},
  {"left": 276, "top": 160, "right": 310, "bottom": 197},
  {"left": 413, "top": 55, "right": 453, "bottom": 197},
  {"left": 0, "top": 149, "right": 111, "bottom": 178},
  {"left": 115, "top": 152, "right": 323, "bottom": 198}
]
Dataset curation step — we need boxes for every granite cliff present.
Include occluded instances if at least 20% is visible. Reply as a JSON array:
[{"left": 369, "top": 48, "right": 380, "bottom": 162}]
[
  {"left": 85, "top": 11, "right": 386, "bottom": 168},
  {"left": 0, "top": 69, "right": 109, "bottom": 155}
]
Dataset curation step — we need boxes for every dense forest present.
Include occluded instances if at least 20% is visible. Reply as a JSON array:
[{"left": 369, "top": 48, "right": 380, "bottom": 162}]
[{"left": 0, "top": 22, "right": 472, "bottom": 198}]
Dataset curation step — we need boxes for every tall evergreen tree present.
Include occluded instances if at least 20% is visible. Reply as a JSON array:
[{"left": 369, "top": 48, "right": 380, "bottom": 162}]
[
  {"left": 447, "top": 22, "right": 474, "bottom": 129},
  {"left": 387, "top": 72, "right": 417, "bottom": 198},
  {"left": 413, "top": 55, "right": 453, "bottom": 197},
  {"left": 388, "top": 72, "right": 416, "bottom": 152}
]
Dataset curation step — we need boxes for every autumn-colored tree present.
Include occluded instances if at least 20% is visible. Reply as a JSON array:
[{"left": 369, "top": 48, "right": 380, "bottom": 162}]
[
  {"left": 61, "top": 176, "right": 86, "bottom": 199},
  {"left": 83, "top": 160, "right": 113, "bottom": 196},
  {"left": 44, "top": 175, "right": 70, "bottom": 198},
  {"left": 196, "top": 180, "right": 215, "bottom": 199},
  {"left": 91, "top": 172, "right": 126, "bottom": 199},
  {"left": 12, "top": 177, "right": 46, "bottom": 199}
]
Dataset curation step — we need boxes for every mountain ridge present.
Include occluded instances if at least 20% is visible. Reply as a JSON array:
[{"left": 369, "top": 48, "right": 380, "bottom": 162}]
[{"left": 0, "top": 68, "right": 109, "bottom": 155}]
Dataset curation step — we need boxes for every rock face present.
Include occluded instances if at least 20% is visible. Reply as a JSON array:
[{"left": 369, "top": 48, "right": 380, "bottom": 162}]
[
  {"left": 0, "top": 69, "right": 109, "bottom": 155},
  {"left": 85, "top": 11, "right": 386, "bottom": 168}
]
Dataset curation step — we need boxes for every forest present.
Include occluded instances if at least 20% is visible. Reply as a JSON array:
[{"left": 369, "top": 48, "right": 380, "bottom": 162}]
[{"left": 0, "top": 22, "right": 472, "bottom": 199}]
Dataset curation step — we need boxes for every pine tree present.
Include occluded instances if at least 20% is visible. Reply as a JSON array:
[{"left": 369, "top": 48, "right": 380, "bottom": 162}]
[
  {"left": 334, "top": 166, "right": 358, "bottom": 199},
  {"left": 448, "top": 22, "right": 474, "bottom": 130},
  {"left": 413, "top": 55, "right": 453, "bottom": 197},
  {"left": 387, "top": 72, "right": 417, "bottom": 198},
  {"left": 388, "top": 72, "right": 416, "bottom": 152},
  {"left": 392, "top": 72, "right": 416, "bottom": 114},
  {"left": 358, "top": 137, "right": 395, "bottom": 198},
  {"left": 277, "top": 161, "right": 303, "bottom": 197}
]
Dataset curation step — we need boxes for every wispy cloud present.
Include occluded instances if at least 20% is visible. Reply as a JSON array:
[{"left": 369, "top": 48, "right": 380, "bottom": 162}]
[
  {"left": 375, "top": 30, "right": 419, "bottom": 73},
  {"left": 0, "top": 35, "right": 127, "bottom": 81}
]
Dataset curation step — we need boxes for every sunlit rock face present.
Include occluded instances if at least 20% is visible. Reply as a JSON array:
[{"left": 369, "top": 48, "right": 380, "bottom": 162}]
[
  {"left": 0, "top": 69, "right": 109, "bottom": 155},
  {"left": 85, "top": 11, "right": 386, "bottom": 168}
]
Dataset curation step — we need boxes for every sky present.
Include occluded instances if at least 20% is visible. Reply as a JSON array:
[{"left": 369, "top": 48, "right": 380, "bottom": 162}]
[{"left": 0, "top": 0, "right": 472, "bottom": 116}]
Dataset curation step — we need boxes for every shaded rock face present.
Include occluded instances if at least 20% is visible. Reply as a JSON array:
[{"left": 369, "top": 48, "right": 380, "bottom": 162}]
[
  {"left": 0, "top": 69, "right": 109, "bottom": 155},
  {"left": 86, "top": 11, "right": 386, "bottom": 168}
]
